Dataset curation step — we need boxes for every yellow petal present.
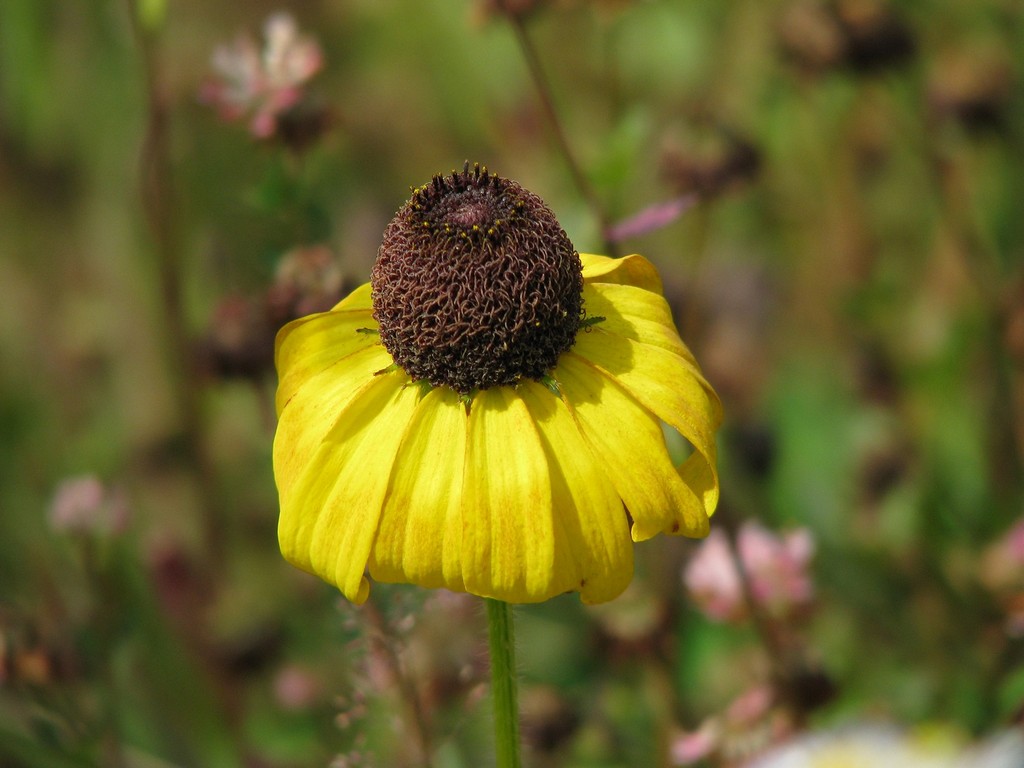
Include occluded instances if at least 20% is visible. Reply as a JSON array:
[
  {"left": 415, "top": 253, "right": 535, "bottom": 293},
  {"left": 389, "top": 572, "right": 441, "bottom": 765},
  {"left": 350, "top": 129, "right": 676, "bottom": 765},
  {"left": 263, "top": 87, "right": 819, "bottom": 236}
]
[
  {"left": 276, "top": 370, "right": 419, "bottom": 603},
  {"left": 274, "top": 344, "right": 394, "bottom": 504},
  {"left": 574, "top": 327, "right": 721, "bottom": 445},
  {"left": 461, "top": 387, "right": 558, "bottom": 602},
  {"left": 275, "top": 307, "right": 379, "bottom": 415},
  {"left": 582, "top": 282, "right": 698, "bottom": 366},
  {"left": 331, "top": 282, "right": 373, "bottom": 311},
  {"left": 572, "top": 327, "right": 721, "bottom": 517},
  {"left": 557, "top": 353, "right": 711, "bottom": 540},
  {"left": 368, "top": 386, "right": 468, "bottom": 593},
  {"left": 580, "top": 253, "right": 663, "bottom": 293},
  {"left": 518, "top": 382, "right": 634, "bottom": 604}
]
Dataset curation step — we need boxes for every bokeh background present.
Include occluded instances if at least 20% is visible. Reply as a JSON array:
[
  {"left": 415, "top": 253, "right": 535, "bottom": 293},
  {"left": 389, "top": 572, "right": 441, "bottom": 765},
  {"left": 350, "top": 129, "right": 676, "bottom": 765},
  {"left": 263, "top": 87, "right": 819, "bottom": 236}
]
[{"left": 2, "top": 1, "right": 1024, "bottom": 766}]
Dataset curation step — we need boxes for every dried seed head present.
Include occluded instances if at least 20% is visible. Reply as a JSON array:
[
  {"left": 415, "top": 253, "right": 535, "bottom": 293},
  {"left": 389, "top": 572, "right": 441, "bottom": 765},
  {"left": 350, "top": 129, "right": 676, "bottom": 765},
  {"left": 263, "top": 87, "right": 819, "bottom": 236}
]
[{"left": 372, "top": 163, "right": 583, "bottom": 393}]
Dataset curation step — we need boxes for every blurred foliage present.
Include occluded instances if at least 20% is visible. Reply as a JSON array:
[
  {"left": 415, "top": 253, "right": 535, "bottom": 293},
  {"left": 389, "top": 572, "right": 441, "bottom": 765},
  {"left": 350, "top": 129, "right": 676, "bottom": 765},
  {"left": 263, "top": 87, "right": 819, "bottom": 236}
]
[{"left": 1, "top": 0, "right": 1024, "bottom": 766}]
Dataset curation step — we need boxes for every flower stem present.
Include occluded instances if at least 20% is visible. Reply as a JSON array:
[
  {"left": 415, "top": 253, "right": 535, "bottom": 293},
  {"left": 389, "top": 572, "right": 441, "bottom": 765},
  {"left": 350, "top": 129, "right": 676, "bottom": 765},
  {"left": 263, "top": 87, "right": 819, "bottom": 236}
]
[{"left": 485, "top": 599, "right": 521, "bottom": 768}]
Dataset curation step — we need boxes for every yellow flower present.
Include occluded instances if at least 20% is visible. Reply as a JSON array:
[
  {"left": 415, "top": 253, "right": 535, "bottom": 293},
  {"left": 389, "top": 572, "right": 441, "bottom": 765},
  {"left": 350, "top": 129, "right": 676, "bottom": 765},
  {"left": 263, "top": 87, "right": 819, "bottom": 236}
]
[{"left": 273, "top": 165, "right": 721, "bottom": 605}]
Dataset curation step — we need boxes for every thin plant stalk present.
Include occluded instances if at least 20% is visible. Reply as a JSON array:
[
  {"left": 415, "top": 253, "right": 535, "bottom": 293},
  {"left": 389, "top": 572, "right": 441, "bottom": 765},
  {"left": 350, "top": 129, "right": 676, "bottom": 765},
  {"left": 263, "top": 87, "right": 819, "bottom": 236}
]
[
  {"left": 125, "top": 0, "right": 226, "bottom": 566},
  {"left": 503, "top": 11, "right": 618, "bottom": 256},
  {"left": 361, "top": 599, "right": 434, "bottom": 768},
  {"left": 486, "top": 599, "right": 522, "bottom": 768},
  {"left": 718, "top": 509, "right": 821, "bottom": 725}
]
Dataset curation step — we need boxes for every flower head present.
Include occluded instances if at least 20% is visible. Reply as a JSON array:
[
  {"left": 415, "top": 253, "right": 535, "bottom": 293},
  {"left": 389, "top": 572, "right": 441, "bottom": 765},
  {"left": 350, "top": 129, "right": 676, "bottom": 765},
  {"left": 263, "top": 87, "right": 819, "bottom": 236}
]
[
  {"left": 48, "top": 475, "right": 130, "bottom": 536},
  {"left": 671, "top": 685, "right": 781, "bottom": 766},
  {"left": 372, "top": 168, "right": 582, "bottom": 393},
  {"left": 273, "top": 164, "right": 721, "bottom": 604},
  {"left": 979, "top": 517, "right": 1024, "bottom": 636},
  {"left": 746, "top": 723, "right": 1024, "bottom": 768},
  {"left": 266, "top": 244, "right": 347, "bottom": 326},
  {"left": 684, "top": 521, "right": 815, "bottom": 622},
  {"left": 200, "top": 12, "right": 323, "bottom": 139}
]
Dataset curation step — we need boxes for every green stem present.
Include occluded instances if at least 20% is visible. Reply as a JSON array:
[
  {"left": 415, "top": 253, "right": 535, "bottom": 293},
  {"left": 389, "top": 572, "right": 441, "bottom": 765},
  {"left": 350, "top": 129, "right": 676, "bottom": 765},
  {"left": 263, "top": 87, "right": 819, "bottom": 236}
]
[{"left": 485, "top": 599, "right": 522, "bottom": 768}]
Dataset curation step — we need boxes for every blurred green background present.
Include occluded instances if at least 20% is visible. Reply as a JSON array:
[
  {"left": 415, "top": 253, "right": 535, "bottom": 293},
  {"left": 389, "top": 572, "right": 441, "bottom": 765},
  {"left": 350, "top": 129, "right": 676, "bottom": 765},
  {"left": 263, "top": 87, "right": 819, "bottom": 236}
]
[{"left": 2, "top": 0, "right": 1024, "bottom": 766}]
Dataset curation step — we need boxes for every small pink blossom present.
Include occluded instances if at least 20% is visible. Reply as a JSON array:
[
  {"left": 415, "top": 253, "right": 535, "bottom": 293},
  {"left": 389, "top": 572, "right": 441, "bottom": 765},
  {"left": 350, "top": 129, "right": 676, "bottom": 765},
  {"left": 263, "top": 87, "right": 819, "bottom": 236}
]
[
  {"left": 200, "top": 12, "right": 323, "bottom": 139},
  {"left": 980, "top": 518, "right": 1024, "bottom": 636},
  {"left": 981, "top": 518, "right": 1024, "bottom": 590},
  {"left": 671, "top": 685, "right": 782, "bottom": 766},
  {"left": 725, "top": 684, "right": 775, "bottom": 722},
  {"left": 48, "top": 475, "right": 129, "bottom": 536},
  {"left": 671, "top": 722, "right": 720, "bottom": 765},
  {"left": 1005, "top": 520, "right": 1024, "bottom": 560},
  {"left": 266, "top": 244, "right": 346, "bottom": 325},
  {"left": 273, "top": 664, "right": 322, "bottom": 710},
  {"left": 605, "top": 194, "right": 698, "bottom": 242},
  {"left": 684, "top": 522, "right": 815, "bottom": 623}
]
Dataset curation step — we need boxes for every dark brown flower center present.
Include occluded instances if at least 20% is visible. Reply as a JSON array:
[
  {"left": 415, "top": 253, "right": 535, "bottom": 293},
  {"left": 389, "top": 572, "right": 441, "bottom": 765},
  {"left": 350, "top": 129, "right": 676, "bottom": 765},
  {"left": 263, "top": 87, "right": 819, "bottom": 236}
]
[{"left": 371, "top": 163, "right": 584, "bottom": 393}]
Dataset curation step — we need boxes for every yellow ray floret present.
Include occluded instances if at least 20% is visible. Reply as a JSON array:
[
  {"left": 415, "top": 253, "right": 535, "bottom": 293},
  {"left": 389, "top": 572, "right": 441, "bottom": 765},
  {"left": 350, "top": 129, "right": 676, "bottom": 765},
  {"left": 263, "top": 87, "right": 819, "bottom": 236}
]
[{"left": 273, "top": 253, "right": 721, "bottom": 604}]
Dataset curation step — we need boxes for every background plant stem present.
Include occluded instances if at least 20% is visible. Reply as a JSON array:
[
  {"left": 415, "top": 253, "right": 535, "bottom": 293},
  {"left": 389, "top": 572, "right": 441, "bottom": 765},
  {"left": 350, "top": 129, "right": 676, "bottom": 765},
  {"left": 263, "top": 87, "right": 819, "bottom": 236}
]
[
  {"left": 362, "top": 599, "right": 434, "bottom": 768},
  {"left": 504, "top": 11, "right": 618, "bottom": 256},
  {"left": 126, "top": 0, "right": 225, "bottom": 566}
]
